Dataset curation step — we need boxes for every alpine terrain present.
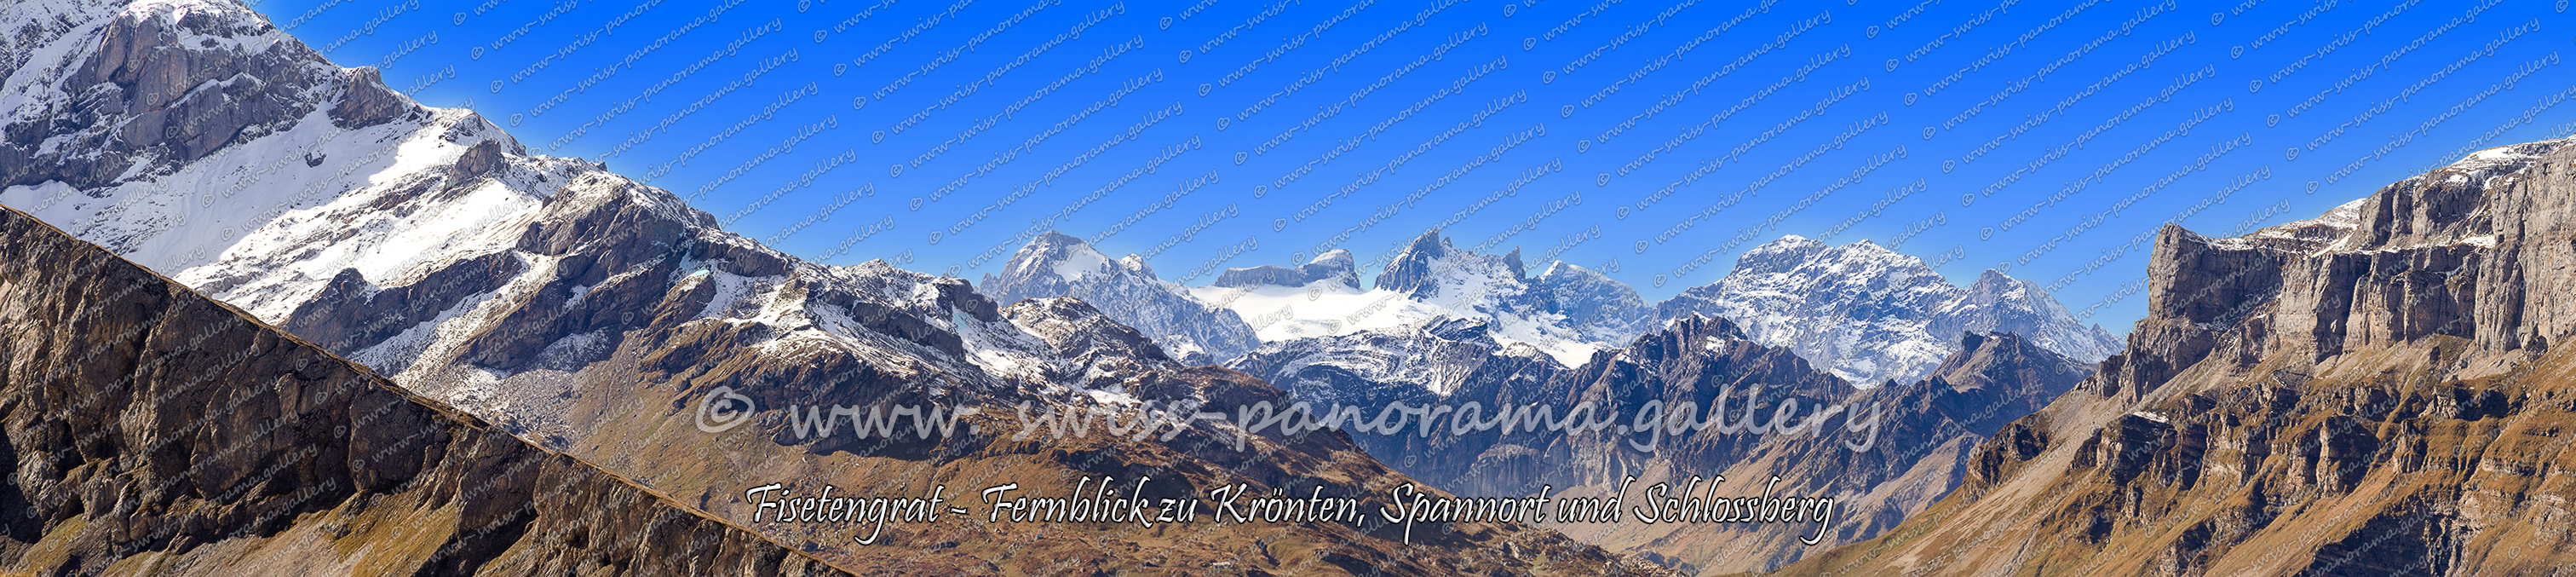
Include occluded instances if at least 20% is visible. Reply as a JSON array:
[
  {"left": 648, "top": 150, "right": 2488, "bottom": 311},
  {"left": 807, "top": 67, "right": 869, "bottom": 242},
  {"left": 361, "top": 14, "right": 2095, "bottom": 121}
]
[
  {"left": 1657, "top": 236, "right": 2124, "bottom": 388},
  {"left": 1774, "top": 140, "right": 2576, "bottom": 576},
  {"left": 985, "top": 227, "right": 2119, "bottom": 573},
  {"left": 0, "top": 0, "right": 1667, "bottom": 574},
  {"left": 0, "top": 203, "right": 854, "bottom": 575}
]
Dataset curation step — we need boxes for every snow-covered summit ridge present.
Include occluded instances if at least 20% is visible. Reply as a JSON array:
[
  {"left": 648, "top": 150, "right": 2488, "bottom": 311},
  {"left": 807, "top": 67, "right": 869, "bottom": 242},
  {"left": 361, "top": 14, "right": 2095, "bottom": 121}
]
[
  {"left": 1, "top": 0, "right": 532, "bottom": 280},
  {"left": 1009, "top": 227, "right": 2112, "bottom": 382},
  {"left": 1210, "top": 249, "right": 1356, "bottom": 290},
  {"left": 0, "top": 0, "right": 1181, "bottom": 417},
  {"left": 1182, "top": 230, "right": 1618, "bottom": 368},
  {"left": 982, "top": 230, "right": 1262, "bottom": 365},
  {"left": 1657, "top": 235, "right": 2123, "bottom": 387}
]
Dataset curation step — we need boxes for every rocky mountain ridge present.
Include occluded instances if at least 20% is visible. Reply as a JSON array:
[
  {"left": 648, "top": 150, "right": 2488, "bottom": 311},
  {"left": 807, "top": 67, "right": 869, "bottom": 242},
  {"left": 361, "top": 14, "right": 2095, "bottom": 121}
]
[
  {"left": 997, "top": 227, "right": 2114, "bottom": 396},
  {"left": 979, "top": 231, "right": 1261, "bottom": 364},
  {"left": 1657, "top": 236, "right": 2124, "bottom": 387},
  {"left": 1225, "top": 308, "right": 2096, "bottom": 574},
  {"left": 0, "top": 204, "right": 854, "bottom": 576},
  {"left": 980, "top": 222, "right": 2120, "bottom": 575},
  {"left": 0, "top": 0, "right": 1668, "bottom": 574},
  {"left": 1773, "top": 139, "right": 2576, "bottom": 576}
]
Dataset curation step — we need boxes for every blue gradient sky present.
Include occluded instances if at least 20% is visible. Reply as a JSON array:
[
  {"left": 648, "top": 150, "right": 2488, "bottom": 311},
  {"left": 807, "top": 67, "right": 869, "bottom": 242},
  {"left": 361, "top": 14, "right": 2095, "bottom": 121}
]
[{"left": 259, "top": 0, "right": 2576, "bottom": 333}]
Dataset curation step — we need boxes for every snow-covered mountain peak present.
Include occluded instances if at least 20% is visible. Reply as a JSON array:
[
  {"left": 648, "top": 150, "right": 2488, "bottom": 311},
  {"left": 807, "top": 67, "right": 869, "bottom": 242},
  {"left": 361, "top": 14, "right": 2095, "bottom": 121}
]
[
  {"left": 8, "top": 0, "right": 1165, "bottom": 411},
  {"left": 1115, "top": 253, "right": 1157, "bottom": 276},
  {"left": 1966, "top": 268, "right": 2021, "bottom": 297},
  {"left": 982, "top": 230, "right": 1259, "bottom": 364},
  {"left": 1736, "top": 235, "right": 1929, "bottom": 283},
  {"left": 1663, "top": 235, "right": 2122, "bottom": 387},
  {"left": 0, "top": 0, "right": 525, "bottom": 282},
  {"left": 1302, "top": 249, "right": 1358, "bottom": 287},
  {"left": 1373, "top": 229, "right": 1527, "bottom": 297},
  {"left": 1224, "top": 313, "right": 1567, "bottom": 399},
  {"left": 1187, "top": 232, "right": 1610, "bottom": 367},
  {"left": 1733, "top": 234, "right": 1830, "bottom": 274},
  {"left": 1531, "top": 260, "right": 1606, "bottom": 289},
  {"left": 1532, "top": 260, "right": 1651, "bottom": 346},
  {"left": 1210, "top": 248, "right": 1356, "bottom": 290},
  {"left": 1000, "top": 230, "right": 1115, "bottom": 282}
]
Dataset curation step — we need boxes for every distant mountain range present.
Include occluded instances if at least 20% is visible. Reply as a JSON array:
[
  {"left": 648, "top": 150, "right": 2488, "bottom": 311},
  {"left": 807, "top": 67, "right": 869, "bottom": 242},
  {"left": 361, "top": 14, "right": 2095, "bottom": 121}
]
[
  {"left": 975, "top": 215, "right": 2122, "bottom": 573},
  {"left": 989, "top": 225, "right": 2119, "bottom": 387},
  {"left": 60, "top": 0, "right": 2560, "bottom": 575},
  {"left": 0, "top": 1, "right": 1660, "bottom": 574}
]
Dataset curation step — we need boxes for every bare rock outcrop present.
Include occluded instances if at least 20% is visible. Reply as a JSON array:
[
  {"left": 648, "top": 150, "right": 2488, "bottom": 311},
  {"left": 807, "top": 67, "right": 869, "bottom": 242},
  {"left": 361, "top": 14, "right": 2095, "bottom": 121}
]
[
  {"left": 1774, "top": 141, "right": 2576, "bottom": 577},
  {"left": 0, "top": 205, "right": 850, "bottom": 576}
]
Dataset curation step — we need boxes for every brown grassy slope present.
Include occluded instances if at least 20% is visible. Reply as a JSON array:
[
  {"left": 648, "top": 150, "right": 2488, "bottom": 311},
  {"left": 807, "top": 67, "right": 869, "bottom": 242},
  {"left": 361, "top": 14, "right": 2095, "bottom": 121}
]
[{"left": 0, "top": 205, "right": 854, "bottom": 576}]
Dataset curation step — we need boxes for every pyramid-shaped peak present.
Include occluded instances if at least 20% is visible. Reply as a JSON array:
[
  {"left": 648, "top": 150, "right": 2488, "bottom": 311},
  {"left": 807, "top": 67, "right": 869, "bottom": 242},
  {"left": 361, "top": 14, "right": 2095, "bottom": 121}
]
[
  {"left": 1031, "top": 230, "right": 1086, "bottom": 248},
  {"left": 998, "top": 231, "right": 1114, "bottom": 280},
  {"left": 1398, "top": 229, "right": 1450, "bottom": 258},
  {"left": 1371, "top": 229, "right": 1532, "bottom": 295},
  {"left": 1375, "top": 230, "right": 1454, "bottom": 293},
  {"left": 1969, "top": 268, "right": 2021, "bottom": 291}
]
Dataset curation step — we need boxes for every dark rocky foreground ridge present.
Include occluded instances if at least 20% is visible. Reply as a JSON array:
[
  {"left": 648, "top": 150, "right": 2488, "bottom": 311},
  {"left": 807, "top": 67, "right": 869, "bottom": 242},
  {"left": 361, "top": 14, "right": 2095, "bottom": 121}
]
[
  {"left": 0, "top": 205, "right": 851, "bottom": 575},
  {"left": 1766, "top": 140, "right": 2576, "bottom": 576}
]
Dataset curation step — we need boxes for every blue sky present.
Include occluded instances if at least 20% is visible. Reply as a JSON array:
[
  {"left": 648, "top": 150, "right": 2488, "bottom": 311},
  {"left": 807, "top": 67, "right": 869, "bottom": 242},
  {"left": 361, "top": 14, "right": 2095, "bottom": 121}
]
[{"left": 260, "top": 0, "right": 2576, "bottom": 333}]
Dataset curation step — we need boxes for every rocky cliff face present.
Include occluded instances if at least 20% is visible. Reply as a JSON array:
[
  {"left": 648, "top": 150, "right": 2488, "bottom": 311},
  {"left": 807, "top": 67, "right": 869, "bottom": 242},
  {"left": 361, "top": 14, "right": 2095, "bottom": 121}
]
[
  {"left": 1375, "top": 229, "right": 1529, "bottom": 297},
  {"left": 1543, "top": 324, "right": 2091, "bottom": 574},
  {"left": 1775, "top": 138, "right": 2576, "bottom": 577},
  {"left": 0, "top": 205, "right": 852, "bottom": 576},
  {"left": 1658, "top": 236, "right": 2122, "bottom": 388},
  {"left": 0, "top": 0, "right": 538, "bottom": 277}
]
